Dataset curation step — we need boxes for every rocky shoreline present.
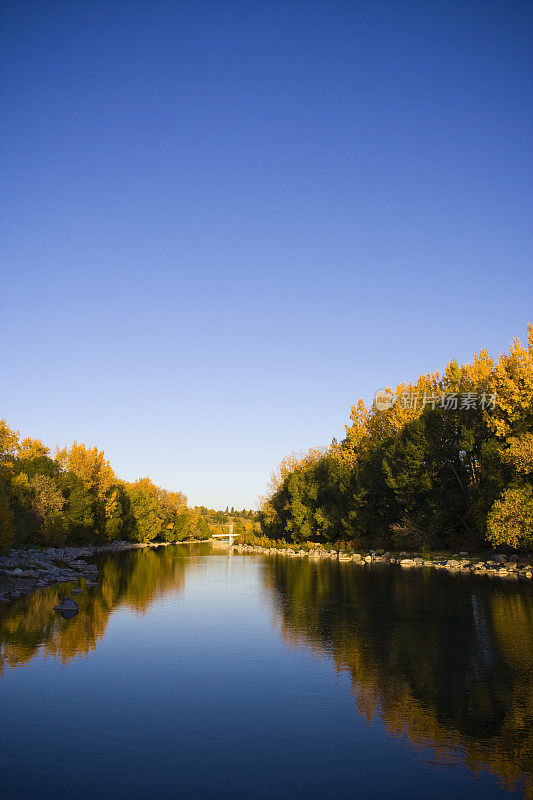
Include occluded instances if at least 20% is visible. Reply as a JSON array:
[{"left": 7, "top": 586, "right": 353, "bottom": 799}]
[
  {"left": 0, "top": 540, "right": 179, "bottom": 603},
  {"left": 2, "top": 540, "right": 532, "bottom": 605},
  {"left": 235, "top": 544, "right": 533, "bottom": 580}
]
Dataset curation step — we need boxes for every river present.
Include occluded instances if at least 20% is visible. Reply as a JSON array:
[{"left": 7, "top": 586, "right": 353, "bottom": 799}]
[{"left": 0, "top": 544, "right": 532, "bottom": 799}]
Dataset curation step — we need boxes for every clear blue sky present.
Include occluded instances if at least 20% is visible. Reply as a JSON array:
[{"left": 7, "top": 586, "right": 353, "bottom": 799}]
[{"left": 1, "top": 0, "right": 532, "bottom": 510}]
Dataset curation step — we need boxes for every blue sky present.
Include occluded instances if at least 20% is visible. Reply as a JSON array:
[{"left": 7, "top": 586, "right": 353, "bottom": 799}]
[{"left": 1, "top": 0, "right": 532, "bottom": 509}]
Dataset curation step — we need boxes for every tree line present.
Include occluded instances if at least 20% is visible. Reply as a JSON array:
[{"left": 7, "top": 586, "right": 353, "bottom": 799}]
[
  {"left": 0, "top": 427, "right": 206, "bottom": 550},
  {"left": 260, "top": 326, "right": 533, "bottom": 550}
]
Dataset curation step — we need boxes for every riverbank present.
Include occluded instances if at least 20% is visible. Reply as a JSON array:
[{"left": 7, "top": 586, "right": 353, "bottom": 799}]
[
  {"left": 235, "top": 543, "right": 533, "bottom": 580},
  {"left": 3, "top": 539, "right": 532, "bottom": 604},
  {"left": 0, "top": 539, "right": 205, "bottom": 602}
]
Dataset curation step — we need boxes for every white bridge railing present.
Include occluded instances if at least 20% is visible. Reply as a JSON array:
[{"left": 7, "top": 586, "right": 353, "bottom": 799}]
[{"left": 211, "top": 523, "right": 236, "bottom": 546}]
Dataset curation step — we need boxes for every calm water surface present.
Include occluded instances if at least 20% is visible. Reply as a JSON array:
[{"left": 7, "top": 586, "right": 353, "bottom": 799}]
[{"left": 1, "top": 544, "right": 532, "bottom": 799}]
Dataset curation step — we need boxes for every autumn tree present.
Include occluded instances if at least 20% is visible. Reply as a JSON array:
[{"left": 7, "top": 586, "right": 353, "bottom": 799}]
[{"left": 261, "top": 326, "right": 533, "bottom": 550}]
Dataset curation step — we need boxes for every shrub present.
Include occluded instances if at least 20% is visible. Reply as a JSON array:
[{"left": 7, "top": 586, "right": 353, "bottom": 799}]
[{"left": 487, "top": 483, "right": 533, "bottom": 549}]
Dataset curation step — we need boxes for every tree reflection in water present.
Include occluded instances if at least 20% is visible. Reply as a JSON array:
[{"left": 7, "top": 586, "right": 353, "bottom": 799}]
[
  {"left": 0, "top": 544, "right": 209, "bottom": 674},
  {"left": 1, "top": 547, "right": 531, "bottom": 797},
  {"left": 262, "top": 557, "right": 533, "bottom": 798}
]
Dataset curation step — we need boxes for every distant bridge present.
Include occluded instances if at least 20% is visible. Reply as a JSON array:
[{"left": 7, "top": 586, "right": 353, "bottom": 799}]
[{"left": 210, "top": 522, "right": 236, "bottom": 546}]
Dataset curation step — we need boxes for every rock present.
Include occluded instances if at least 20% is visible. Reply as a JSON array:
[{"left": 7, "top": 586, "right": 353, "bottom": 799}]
[
  {"left": 459, "top": 551, "right": 469, "bottom": 556},
  {"left": 54, "top": 597, "right": 79, "bottom": 612},
  {"left": 71, "top": 588, "right": 83, "bottom": 595},
  {"left": 400, "top": 559, "right": 416, "bottom": 567},
  {"left": 19, "top": 570, "right": 38, "bottom": 578},
  {"left": 11, "top": 568, "right": 23, "bottom": 576}
]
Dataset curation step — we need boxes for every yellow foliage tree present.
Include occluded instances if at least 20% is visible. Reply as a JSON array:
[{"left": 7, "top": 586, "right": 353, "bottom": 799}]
[
  {"left": 488, "top": 324, "right": 533, "bottom": 439},
  {"left": 55, "top": 442, "right": 116, "bottom": 498}
]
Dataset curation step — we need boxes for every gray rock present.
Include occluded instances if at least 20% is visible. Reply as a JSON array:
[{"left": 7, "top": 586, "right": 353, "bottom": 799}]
[
  {"left": 71, "top": 588, "right": 83, "bottom": 595},
  {"left": 54, "top": 597, "right": 79, "bottom": 612}
]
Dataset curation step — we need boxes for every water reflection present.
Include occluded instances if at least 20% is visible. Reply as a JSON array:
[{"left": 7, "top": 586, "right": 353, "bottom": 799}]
[
  {"left": 261, "top": 557, "right": 533, "bottom": 798},
  {"left": 1, "top": 547, "right": 531, "bottom": 797},
  {"left": 0, "top": 544, "right": 209, "bottom": 674}
]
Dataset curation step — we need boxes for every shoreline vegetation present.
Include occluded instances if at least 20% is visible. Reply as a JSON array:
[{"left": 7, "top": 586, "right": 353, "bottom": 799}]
[
  {"left": 259, "top": 326, "right": 533, "bottom": 554},
  {"left": 1, "top": 327, "right": 532, "bottom": 603},
  {"left": 0, "top": 417, "right": 258, "bottom": 601},
  {"left": 0, "top": 423, "right": 200, "bottom": 550},
  {"left": 0, "top": 419, "right": 258, "bottom": 554}
]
